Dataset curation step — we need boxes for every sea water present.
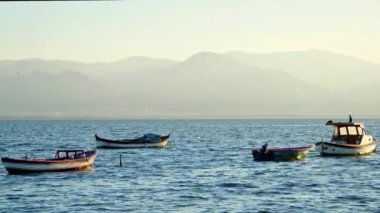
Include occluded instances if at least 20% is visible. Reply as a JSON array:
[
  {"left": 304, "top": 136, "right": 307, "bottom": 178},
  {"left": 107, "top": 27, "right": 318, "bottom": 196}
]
[{"left": 0, "top": 120, "right": 379, "bottom": 212}]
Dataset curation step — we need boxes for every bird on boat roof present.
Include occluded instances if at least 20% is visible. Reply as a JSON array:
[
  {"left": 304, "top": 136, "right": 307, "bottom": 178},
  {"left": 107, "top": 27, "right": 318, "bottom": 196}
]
[{"left": 349, "top": 115, "right": 353, "bottom": 123}]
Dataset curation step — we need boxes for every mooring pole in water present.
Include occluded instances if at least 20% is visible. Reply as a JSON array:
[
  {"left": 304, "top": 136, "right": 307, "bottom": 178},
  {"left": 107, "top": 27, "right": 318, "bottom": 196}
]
[{"left": 119, "top": 153, "right": 123, "bottom": 167}]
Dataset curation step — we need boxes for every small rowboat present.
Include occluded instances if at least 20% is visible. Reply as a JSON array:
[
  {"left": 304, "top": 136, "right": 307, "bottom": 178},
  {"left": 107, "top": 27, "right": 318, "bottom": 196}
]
[
  {"left": 95, "top": 133, "right": 170, "bottom": 148},
  {"left": 252, "top": 145, "right": 312, "bottom": 161},
  {"left": 1, "top": 149, "right": 98, "bottom": 175}
]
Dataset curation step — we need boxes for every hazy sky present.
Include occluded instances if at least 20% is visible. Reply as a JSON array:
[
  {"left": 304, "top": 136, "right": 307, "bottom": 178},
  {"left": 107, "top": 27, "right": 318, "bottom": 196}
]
[{"left": 1, "top": 0, "right": 380, "bottom": 63}]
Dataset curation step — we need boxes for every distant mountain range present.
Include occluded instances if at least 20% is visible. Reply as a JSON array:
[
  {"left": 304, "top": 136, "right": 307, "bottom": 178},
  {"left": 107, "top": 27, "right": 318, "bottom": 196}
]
[{"left": 1, "top": 50, "right": 379, "bottom": 119}]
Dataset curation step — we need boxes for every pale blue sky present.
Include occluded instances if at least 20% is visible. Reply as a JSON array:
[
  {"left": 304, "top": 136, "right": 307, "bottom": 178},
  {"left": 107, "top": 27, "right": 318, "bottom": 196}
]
[{"left": 1, "top": 0, "right": 380, "bottom": 62}]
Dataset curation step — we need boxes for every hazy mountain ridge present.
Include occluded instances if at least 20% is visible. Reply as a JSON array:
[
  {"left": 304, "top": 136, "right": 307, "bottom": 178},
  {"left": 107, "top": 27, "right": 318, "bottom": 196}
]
[
  {"left": 225, "top": 49, "right": 380, "bottom": 90},
  {"left": 1, "top": 50, "right": 379, "bottom": 118},
  {"left": 0, "top": 57, "right": 179, "bottom": 78},
  {"left": 0, "top": 70, "right": 113, "bottom": 117}
]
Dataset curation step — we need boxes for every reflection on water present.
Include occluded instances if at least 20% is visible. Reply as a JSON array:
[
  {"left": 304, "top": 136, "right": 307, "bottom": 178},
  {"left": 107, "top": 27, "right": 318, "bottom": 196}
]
[{"left": 0, "top": 120, "right": 379, "bottom": 212}]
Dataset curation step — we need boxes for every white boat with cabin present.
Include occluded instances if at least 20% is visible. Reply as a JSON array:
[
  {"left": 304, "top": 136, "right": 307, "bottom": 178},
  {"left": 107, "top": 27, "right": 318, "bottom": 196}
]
[{"left": 315, "top": 119, "right": 377, "bottom": 156}]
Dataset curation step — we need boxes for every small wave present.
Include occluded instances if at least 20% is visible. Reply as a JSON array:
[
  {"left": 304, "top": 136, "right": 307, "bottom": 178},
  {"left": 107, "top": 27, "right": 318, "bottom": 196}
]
[
  {"left": 336, "top": 195, "right": 368, "bottom": 202},
  {"left": 304, "top": 183, "right": 320, "bottom": 187},
  {"left": 252, "top": 190, "right": 279, "bottom": 195},
  {"left": 13, "top": 143, "right": 31, "bottom": 146},
  {"left": 218, "top": 182, "right": 256, "bottom": 188},
  {"left": 180, "top": 195, "right": 208, "bottom": 200}
]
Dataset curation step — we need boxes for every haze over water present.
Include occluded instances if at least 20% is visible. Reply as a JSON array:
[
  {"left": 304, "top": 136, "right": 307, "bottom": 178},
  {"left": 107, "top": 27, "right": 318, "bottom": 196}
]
[
  {"left": 1, "top": 120, "right": 379, "bottom": 212},
  {"left": 2, "top": 1, "right": 380, "bottom": 119}
]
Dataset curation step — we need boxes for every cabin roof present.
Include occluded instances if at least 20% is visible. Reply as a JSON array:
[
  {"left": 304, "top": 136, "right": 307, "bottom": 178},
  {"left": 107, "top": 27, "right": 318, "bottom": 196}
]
[
  {"left": 56, "top": 150, "right": 85, "bottom": 153},
  {"left": 325, "top": 121, "right": 364, "bottom": 128}
]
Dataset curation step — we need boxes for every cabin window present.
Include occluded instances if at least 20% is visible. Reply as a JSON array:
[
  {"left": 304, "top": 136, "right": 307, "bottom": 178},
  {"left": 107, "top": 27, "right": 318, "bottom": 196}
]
[
  {"left": 333, "top": 128, "right": 339, "bottom": 136},
  {"left": 339, "top": 127, "right": 347, "bottom": 135},
  {"left": 357, "top": 127, "right": 363, "bottom": 135},
  {"left": 347, "top": 126, "right": 357, "bottom": 135}
]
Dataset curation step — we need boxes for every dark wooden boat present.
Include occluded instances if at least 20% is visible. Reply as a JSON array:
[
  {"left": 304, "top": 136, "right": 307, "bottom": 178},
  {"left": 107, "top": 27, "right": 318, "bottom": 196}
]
[
  {"left": 95, "top": 133, "right": 170, "bottom": 148},
  {"left": 1, "top": 149, "right": 98, "bottom": 175},
  {"left": 252, "top": 146, "right": 312, "bottom": 161}
]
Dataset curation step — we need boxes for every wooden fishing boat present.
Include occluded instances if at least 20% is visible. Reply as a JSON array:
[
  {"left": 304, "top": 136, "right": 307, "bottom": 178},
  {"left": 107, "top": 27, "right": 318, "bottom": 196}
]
[
  {"left": 315, "top": 118, "right": 377, "bottom": 156},
  {"left": 95, "top": 133, "right": 170, "bottom": 148},
  {"left": 1, "top": 149, "right": 98, "bottom": 175},
  {"left": 252, "top": 145, "right": 312, "bottom": 161}
]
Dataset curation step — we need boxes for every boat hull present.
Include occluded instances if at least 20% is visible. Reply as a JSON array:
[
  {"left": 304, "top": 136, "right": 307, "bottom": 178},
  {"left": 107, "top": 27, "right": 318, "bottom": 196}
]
[
  {"left": 95, "top": 134, "right": 170, "bottom": 148},
  {"left": 316, "top": 141, "right": 377, "bottom": 156},
  {"left": 1, "top": 150, "right": 98, "bottom": 175},
  {"left": 252, "top": 146, "right": 311, "bottom": 161},
  {"left": 96, "top": 139, "right": 169, "bottom": 148}
]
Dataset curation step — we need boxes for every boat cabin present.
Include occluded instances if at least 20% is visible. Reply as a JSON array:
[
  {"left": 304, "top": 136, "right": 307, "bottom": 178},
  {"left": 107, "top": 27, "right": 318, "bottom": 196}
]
[
  {"left": 328, "top": 122, "right": 366, "bottom": 145},
  {"left": 55, "top": 150, "right": 86, "bottom": 159}
]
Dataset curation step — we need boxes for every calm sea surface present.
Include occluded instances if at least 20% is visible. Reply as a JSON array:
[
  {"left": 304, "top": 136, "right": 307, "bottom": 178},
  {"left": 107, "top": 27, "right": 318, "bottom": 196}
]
[{"left": 0, "top": 120, "right": 379, "bottom": 212}]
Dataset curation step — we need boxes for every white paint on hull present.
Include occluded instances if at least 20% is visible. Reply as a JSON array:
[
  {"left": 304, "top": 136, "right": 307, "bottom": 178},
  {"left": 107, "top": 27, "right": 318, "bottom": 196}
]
[
  {"left": 96, "top": 139, "right": 168, "bottom": 148},
  {"left": 3, "top": 161, "right": 92, "bottom": 172},
  {"left": 2, "top": 155, "right": 97, "bottom": 172},
  {"left": 317, "top": 142, "right": 377, "bottom": 155}
]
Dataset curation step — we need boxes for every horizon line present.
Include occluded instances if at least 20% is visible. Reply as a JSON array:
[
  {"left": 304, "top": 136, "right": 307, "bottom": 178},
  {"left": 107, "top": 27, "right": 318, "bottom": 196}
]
[
  {"left": 1, "top": 48, "right": 378, "bottom": 65},
  {"left": 1, "top": 116, "right": 379, "bottom": 121}
]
